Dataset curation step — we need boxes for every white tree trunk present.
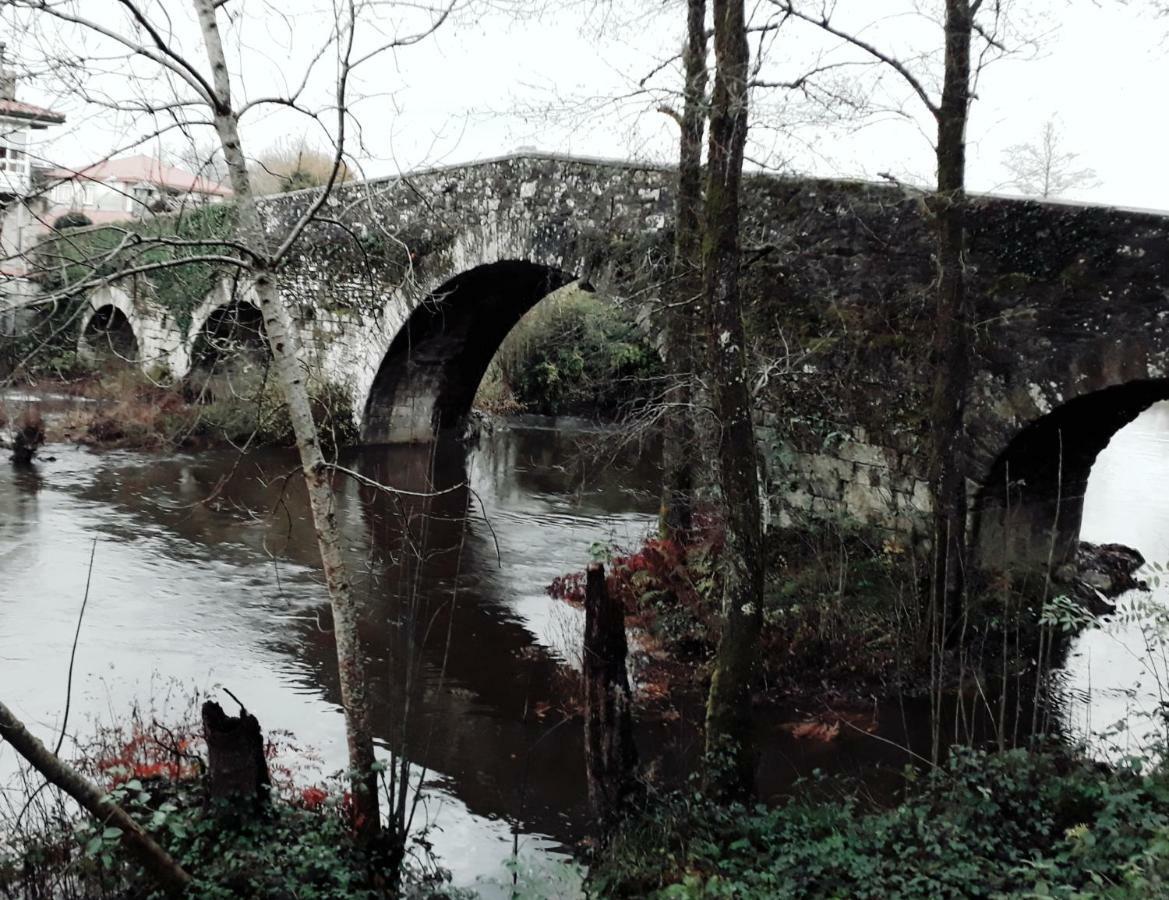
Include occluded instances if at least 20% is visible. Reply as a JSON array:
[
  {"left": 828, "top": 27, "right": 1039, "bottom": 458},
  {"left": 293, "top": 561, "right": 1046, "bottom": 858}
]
[{"left": 192, "top": 0, "right": 381, "bottom": 840}]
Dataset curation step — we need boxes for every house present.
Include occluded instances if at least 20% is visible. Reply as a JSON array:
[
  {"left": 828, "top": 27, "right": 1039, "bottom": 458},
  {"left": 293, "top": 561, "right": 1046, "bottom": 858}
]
[
  {"left": 41, "top": 154, "right": 232, "bottom": 226},
  {"left": 0, "top": 45, "right": 65, "bottom": 314}
]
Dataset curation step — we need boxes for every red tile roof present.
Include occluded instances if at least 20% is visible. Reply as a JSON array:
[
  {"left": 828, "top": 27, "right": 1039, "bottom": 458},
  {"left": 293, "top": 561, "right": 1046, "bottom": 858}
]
[
  {"left": 0, "top": 98, "right": 65, "bottom": 125},
  {"left": 43, "top": 154, "right": 232, "bottom": 196}
]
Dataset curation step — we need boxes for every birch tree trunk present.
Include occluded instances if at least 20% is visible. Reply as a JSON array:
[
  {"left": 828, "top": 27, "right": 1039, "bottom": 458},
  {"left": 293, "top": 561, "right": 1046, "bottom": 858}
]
[
  {"left": 660, "top": 0, "right": 708, "bottom": 544},
  {"left": 0, "top": 700, "right": 191, "bottom": 895},
  {"left": 701, "top": 0, "right": 765, "bottom": 799},
  {"left": 192, "top": 0, "right": 381, "bottom": 843},
  {"left": 926, "top": 0, "right": 975, "bottom": 632}
]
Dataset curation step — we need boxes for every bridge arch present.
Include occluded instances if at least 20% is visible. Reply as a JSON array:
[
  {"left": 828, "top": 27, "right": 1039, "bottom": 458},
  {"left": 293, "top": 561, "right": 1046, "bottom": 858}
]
[
  {"left": 188, "top": 296, "right": 267, "bottom": 373},
  {"left": 177, "top": 283, "right": 269, "bottom": 400},
  {"left": 361, "top": 260, "right": 581, "bottom": 443},
  {"left": 972, "top": 372, "right": 1169, "bottom": 573},
  {"left": 78, "top": 286, "right": 142, "bottom": 364}
]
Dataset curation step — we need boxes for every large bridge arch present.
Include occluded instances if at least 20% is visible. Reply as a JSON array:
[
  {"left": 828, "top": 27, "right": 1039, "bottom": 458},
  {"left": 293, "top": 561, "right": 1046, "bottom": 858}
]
[
  {"left": 969, "top": 314, "right": 1169, "bottom": 571},
  {"left": 361, "top": 260, "right": 584, "bottom": 444}
]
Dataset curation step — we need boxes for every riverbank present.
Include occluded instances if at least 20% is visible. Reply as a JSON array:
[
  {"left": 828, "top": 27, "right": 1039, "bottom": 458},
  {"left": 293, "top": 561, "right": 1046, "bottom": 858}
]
[
  {"left": 1, "top": 367, "right": 356, "bottom": 452},
  {"left": 543, "top": 511, "right": 1157, "bottom": 773}
]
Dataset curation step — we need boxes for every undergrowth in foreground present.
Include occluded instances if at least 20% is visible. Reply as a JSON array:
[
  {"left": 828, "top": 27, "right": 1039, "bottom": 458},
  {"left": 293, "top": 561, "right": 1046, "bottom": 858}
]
[
  {"left": 0, "top": 704, "right": 458, "bottom": 899},
  {"left": 589, "top": 747, "right": 1169, "bottom": 898}
]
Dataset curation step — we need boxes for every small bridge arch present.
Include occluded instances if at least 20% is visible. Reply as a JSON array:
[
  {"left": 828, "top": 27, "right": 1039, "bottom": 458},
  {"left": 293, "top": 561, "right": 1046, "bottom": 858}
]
[
  {"left": 78, "top": 286, "right": 143, "bottom": 364},
  {"left": 185, "top": 283, "right": 268, "bottom": 375}
]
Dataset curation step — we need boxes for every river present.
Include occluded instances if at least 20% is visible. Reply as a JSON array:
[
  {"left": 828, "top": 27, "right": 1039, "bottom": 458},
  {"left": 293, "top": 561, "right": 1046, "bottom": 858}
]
[
  {"left": 1065, "top": 400, "right": 1169, "bottom": 759},
  {"left": 0, "top": 422, "right": 924, "bottom": 892},
  {"left": 3, "top": 407, "right": 1167, "bottom": 890}
]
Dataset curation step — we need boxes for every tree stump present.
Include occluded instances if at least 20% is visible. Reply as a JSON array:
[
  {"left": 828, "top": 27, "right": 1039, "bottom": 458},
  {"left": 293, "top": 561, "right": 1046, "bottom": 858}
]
[
  {"left": 10, "top": 408, "right": 44, "bottom": 466},
  {"left": 582, "top": 563, "right": 638, "bottom": 834},
  {"left": 201, "top": 700, "right": 270, "bottom": 812}
]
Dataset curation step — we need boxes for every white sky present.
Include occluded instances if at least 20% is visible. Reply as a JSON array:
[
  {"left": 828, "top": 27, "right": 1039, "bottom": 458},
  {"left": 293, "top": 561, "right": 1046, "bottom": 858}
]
[{"left": 7, "top": 0, "right": 1169, "bottom": 210}]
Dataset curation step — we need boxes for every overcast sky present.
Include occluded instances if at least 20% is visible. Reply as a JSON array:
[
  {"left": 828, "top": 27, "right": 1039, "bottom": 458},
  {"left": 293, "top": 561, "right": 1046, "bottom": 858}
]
[{"left": 8, "top": 0, "right": 1168, "bottom": 210}]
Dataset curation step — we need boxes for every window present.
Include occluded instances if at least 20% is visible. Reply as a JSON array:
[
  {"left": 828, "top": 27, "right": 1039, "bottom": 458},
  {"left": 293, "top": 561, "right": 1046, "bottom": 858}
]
[{"left": 0, "top": 124, "right": 28, "bottom": 179}]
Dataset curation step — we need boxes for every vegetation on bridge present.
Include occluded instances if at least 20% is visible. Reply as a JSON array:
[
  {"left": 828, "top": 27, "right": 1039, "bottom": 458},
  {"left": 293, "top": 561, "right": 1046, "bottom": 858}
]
[{"left": 33, "top": 203, "right": 240, "bottom": 334}]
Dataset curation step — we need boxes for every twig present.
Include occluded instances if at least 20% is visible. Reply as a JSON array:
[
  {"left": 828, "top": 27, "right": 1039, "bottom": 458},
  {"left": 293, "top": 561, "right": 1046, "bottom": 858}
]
[{"left": 54, "top": 538, "right": 97, "bottom": 756}]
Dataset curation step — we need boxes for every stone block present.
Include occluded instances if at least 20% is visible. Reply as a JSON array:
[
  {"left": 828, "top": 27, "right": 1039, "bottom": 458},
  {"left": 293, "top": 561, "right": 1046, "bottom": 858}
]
[
  {"left": 806, "top": 476, "right": 844, "bottom": 501},
  {"left": 808, "top": 453, "right": 854, "bottom": 483},
  {"left": 909, "top": 480, "right": 933, "bottom": 514},
  {"left": 836, "top": 439, "right": 890, "bottom": 468},
  {"left": 842, "top": 480, "right": 894, "bottom": 517},
  {"left": 784, "top": 488, "right": 814, "bottom": 510}
]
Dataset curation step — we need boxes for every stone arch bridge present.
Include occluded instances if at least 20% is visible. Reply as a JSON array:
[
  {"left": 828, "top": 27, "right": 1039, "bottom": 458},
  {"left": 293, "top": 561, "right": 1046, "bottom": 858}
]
[{"left": 76, "top": 153, "right": 1169, "bottom": 570}]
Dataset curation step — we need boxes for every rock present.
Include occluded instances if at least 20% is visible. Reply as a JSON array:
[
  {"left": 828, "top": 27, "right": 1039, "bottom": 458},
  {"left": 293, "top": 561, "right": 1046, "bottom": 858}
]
[
  {"left": 1073, "top": 541, "right": 1147, "bottom": 597},
  {"left": 10, "top": 408, "right": 44, "bottom": 466},
  {"left": 1082, "top": 570, "right": 1113, "bottom": 593},
  {"left": 1053, "top": 540, "right": 1149, "bottom": 615}
]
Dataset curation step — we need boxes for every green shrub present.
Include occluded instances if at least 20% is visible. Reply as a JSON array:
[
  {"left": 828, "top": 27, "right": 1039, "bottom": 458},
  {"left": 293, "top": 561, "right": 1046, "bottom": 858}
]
[
  {"left": 0, "top": 705, "right": 463, "bottom": 899},
  {"left": 590, "top": 748, "right": 1169, "bottom": 898},
  {"left": 51, "top": 211, "right": 94, "bottom": 230},
  {"left": 477, "top": 289, "right": 662, "bottom": 418},
  {"left": 32, "top": 203, "right": 238, "bottom": 332}
]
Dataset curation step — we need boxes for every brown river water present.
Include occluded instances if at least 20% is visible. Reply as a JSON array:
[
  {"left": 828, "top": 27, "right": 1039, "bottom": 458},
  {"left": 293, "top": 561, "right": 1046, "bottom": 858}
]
[{"left": 1, "top": 405, "right": 1167, "bottom": 890}]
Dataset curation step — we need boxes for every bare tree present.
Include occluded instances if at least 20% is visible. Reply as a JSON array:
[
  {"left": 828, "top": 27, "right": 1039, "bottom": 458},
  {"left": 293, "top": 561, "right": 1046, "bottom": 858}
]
[
  {"left": 171, "top": 138, "right": 230, "bottom": 189},
  {"left": 659, "top": 0, "right": 708, "bottom": 543},
  {"left": 250, "top": 136, "right": 354, "bottom": 195},
  {"left": 773, "top": 1, "right": 1017, "bottom": 638},
  {"left": 701, "top": 0, "right": 765, "bottom": 798},
  {"left": 1002, "top": 116, "right": 1098, "bottom": 199},
  {"left": 7, "top": 0, "right": 455, "bottom": 861}
]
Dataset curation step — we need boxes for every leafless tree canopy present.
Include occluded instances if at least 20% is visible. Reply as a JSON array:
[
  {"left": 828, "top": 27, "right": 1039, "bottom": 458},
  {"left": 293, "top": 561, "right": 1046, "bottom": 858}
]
[
  {"left": 249, "top": 137, "right": 353, "bottom": 195},
  {"left": 1001, "top": 116, "right": 1099, "bottom": 199}
]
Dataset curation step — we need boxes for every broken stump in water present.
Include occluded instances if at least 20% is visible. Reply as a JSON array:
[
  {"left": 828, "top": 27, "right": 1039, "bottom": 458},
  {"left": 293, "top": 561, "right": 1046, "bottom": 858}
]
[
  {"left": 10, "top": 408, "right": 44, "bottom": 466},
  {"left": 582, "top": 562, "right": 638, "bottom": 834},
  {"left": 201, "top": 700, "right": 270, "bottom": 811}
]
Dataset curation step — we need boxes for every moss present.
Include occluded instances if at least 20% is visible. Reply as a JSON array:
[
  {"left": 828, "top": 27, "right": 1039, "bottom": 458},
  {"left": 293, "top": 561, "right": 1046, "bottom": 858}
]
[{"left": 33, "top": 203, "right": 240, "bottom": 334}]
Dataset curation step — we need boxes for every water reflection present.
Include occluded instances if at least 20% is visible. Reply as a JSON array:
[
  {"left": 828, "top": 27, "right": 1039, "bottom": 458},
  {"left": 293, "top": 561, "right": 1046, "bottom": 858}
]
[
  {"left": 0, "top": 426, "right": 661, "bottom": 886},
  {"left": 1066, "top": 400, "right": 1169, "bottom": 757},
  {"left": 0, "top": 422, "right": 999, "bottom": 886}
]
